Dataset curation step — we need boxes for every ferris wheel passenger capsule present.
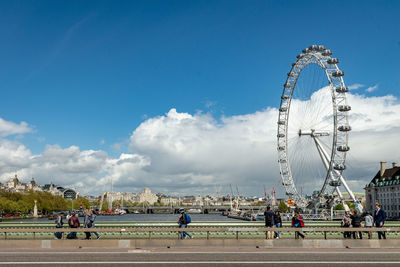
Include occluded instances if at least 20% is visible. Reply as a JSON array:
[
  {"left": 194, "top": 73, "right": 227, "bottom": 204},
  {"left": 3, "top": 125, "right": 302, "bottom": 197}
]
[
  {"left": 322, "top": 49, "right": 332, "bottom": 56},
  {"left": 335, "top": 86, "right": 349, "bottom": 93},
  {"left": 338, "top": 125, "right": 352, "bottom": 132},
  {"left": 310, "top": 45, "right": 318, "bottom": 50},
  {"left": 278, "top": 146, "right": 285, "bottom": 151},
  {"left": 277, "top": 133, "right": 285, "bottom": 138},
  {"left": 318, "top": 45, "right": 326, "bottom": 51},
  {"left": 332, "top": 70, "right": 344, "bottom": 77},
  {"left": 279, "top": 107, "right": 287, "bottom": 112},
  {"left": 338, "top": 105, "right": 351, "bottom": 112},
  {"left": 296, "top": 54, "right": 304, "bottom": 59},
  {"left": 302, "top": 48, "right": 310, "bottom": 53},
  {"left": 278, "top": 120, "right": 285, "bottom": 125},
  {"left": 337, "top": 145, "right": 350, "bottom": 152},
  {"left": 327, "top": 58, "right": 339, "bottom": 64},
  {"left": 329, "top": 180, "right": 341, "bottom": 187},
  {"left": 334, "top": 164, "right": 346, "bottom": 171}
]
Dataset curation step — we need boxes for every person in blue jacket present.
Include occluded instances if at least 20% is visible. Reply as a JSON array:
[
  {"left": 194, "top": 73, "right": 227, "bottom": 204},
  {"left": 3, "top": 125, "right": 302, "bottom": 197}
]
[{"left": 374, "top": 203, "right": 386, "bottom": 239}]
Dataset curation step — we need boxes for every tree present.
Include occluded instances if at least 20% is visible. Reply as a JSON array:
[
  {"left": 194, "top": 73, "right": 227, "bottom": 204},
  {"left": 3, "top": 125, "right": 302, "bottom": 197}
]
[
  {"left": 278, "top": 201, "right": 290, "bottom": 212},
  {"left": 334, "top": 203, "right": 344, "bottom": 210}
]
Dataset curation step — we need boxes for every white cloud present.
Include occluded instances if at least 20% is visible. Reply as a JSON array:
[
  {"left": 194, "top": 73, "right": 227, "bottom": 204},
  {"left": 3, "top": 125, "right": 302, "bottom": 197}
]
[
  {"left": 0, "top": 118, "right": 33, "bottom": 137},
  {"left": 365, "top": 84, "right": 378, "bottom": 93},
  {"left": 0, "top": 89, "right": 399, "bottom": 196},
  {"left": 348, "top": 83, "right": 364, "bottom": 90}
]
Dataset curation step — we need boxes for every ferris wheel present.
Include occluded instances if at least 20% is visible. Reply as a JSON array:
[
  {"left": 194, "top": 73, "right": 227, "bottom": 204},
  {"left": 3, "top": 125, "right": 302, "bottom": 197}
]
[{"left": 277, "top": 45, "right": 362, "bottom": 211}]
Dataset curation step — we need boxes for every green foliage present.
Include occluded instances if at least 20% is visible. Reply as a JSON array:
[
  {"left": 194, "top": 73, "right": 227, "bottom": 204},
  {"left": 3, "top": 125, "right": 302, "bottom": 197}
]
[
  {"left": 278, "top": 201, "right": 290, "bottom": 212},
  {"left": 334, "top": 201, "right": 356, "bottom": 211},
  {"left": 0, "top": 190, "right": 78, "bottom": 214},
  {"left": 334, "top": 203, "right": 344, "bottom": 210}
]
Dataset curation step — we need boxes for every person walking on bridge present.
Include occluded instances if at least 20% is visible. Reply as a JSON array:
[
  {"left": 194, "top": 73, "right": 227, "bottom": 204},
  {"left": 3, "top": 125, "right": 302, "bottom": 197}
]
[
  {"left": 83, "top": 209, "right": 91, "bottom": 240},
  {"left": 89, "top": 210, "right": 100, "bottom": 239},
  {"left": 177, "top": 208, "right": 192, "bottom": 239}
]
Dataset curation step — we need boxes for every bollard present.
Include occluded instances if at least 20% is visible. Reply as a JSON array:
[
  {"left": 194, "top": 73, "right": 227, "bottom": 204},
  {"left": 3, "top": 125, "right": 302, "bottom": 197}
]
[
  {"left": 324, "top": 231, "right": 327, "bottom": 240},
  {"left": 149, "top": 231, "right": 152, "bottom": 240},
  {"left": 236, "top": 231, "right": 239, "bottom": 240},
  {"left": 207, "top": 231, "right": 210, "bottom": 240}
]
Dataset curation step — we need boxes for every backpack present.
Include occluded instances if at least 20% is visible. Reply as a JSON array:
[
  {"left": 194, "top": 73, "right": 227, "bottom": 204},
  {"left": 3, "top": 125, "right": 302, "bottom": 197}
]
[
  {"left": 185, "top": 214, "right": 191, "bottom": 224},
  {"left": 73, "top": 218, "right": 80, "bottom": 228},
  {"left": 68, "top": 217, "right": 74, "bottom": 227}
]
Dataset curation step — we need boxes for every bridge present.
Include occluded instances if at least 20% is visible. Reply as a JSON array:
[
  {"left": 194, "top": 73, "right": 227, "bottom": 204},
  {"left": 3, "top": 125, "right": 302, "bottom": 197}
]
[{"left": 120, "top": 205, "right": 265, "bottom": 214}]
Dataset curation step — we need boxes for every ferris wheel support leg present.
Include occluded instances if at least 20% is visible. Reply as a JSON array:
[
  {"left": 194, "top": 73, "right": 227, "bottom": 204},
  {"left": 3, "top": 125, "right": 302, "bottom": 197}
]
[{"left": 313, "top": 136, "right": 361, "bottom": 212}]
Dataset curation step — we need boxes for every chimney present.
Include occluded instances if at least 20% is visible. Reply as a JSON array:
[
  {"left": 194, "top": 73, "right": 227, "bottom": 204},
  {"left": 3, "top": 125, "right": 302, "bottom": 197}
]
[
  {"left": 380, "top": 161, "right": 387, "bottom": 177},
  {"left": 393, "top": 162, "right": 398, "bottom": 168}
]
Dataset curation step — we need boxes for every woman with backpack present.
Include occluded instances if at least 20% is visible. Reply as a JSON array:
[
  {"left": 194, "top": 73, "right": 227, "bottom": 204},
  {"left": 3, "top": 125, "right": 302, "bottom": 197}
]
[{"left": 177, "top": 208, "right": 192, "bottom": 239}]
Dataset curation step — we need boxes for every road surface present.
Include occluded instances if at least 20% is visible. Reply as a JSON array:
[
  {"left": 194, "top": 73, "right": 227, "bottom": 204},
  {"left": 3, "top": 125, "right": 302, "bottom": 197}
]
[{"left": 0, "top": 248, "right": 398, "bottom": 266}]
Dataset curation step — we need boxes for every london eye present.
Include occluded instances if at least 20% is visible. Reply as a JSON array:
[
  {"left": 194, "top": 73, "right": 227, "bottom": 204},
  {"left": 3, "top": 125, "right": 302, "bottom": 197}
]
[{"left": 277, "top": 45, "right": 362, "bottom": 211}]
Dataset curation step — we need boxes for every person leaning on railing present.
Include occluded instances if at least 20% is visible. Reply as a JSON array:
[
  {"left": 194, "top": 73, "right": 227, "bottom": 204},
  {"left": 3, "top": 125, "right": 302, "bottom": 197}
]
[
  {"left": 292, "top": 210, "right": 305, "bottom": 239},
  {"left": 341, "top": 211, "right": 352, "bottom": 239}
]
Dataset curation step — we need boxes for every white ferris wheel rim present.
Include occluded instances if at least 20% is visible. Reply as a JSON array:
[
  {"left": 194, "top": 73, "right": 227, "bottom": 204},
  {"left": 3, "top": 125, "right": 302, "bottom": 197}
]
[{"left": 277, "top": 45, "right": 351, "bottom": 208}]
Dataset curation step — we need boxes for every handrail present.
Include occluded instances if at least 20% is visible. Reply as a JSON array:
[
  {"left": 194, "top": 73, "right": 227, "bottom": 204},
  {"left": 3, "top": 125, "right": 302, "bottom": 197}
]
[{"left": 0, "top": 227, "right": 397, "bottom": 233}]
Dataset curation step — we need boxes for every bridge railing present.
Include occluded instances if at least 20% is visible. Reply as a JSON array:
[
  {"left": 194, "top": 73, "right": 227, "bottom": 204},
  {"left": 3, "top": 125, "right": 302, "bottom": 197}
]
[{"left": 0, "top": 227, "right": 398, "bottom": 240}]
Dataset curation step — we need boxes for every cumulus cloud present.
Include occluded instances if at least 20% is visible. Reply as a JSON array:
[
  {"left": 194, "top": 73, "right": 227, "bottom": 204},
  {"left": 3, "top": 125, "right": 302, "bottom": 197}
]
[
  {"left": 0, "top": 117, "right": 33, "bottom": 137},
  {"left": 0, "top": 90, "right": 399, "bottom": 196}
]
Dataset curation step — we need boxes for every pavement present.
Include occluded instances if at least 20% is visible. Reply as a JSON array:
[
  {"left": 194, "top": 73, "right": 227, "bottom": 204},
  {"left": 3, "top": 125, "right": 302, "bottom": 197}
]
[{"left": 1, "top": 248, "right": 400, "bottom": 266}]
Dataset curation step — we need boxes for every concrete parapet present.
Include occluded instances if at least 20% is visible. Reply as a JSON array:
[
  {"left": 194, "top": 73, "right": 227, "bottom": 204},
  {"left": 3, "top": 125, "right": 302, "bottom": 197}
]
[{"left": 0, "top": 239, "right": 399, "bottom": 249}]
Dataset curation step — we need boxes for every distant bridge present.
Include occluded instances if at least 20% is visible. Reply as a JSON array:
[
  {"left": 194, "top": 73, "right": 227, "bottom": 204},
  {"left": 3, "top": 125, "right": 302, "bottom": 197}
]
[{"left": 120, "top": 205, "right": 265, "bottom": 214}]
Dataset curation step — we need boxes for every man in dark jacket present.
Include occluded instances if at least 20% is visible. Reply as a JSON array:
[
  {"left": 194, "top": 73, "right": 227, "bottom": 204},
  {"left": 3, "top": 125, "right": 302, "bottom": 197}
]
[
  {"left": 350, "top": 210, "right": 362, "bottom": 239},
  {"left": 374, "top": 204, "right": 386, "bottom": 239},
  {"left": 264, "top": 206, "right": 274, "bottom": 239}
]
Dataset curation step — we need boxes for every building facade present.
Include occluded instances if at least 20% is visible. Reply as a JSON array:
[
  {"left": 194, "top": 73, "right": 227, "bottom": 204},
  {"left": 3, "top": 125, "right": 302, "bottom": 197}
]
[
  {"left": 365, "top": 161, "right": 400, "bottom": 218},
  {"left": 136, "top": 188, "right": 158, "bottom": 205}
]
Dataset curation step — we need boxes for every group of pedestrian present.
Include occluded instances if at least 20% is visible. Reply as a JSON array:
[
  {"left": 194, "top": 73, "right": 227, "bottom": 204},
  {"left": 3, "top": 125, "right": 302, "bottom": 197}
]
[
  {"left": 263, "top": 206, "right": 284, "bottom": 239},
  {"left": 54, "top": 209, "right": 100, "bottom": 240},
  {"left": 341, "top": 204, "right": 386, "bottom": 239}
]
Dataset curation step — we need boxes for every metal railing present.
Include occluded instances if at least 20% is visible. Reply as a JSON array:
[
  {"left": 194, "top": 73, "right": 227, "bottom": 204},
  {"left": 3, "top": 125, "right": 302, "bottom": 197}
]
[{"left": 0, "top": 227, "right": 398, "bottom": 240}]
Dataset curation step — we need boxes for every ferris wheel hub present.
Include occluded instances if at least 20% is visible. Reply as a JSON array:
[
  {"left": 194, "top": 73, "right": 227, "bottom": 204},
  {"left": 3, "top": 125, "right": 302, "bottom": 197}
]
[{"left": 298, "top": 129, "right": 330, "bottom": 137}]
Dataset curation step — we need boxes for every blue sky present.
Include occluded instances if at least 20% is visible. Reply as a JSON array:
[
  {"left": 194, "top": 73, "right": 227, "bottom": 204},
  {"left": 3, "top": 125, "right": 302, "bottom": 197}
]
[{"left": 0, "top": 0, "right": 399, "bottom": 195}]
